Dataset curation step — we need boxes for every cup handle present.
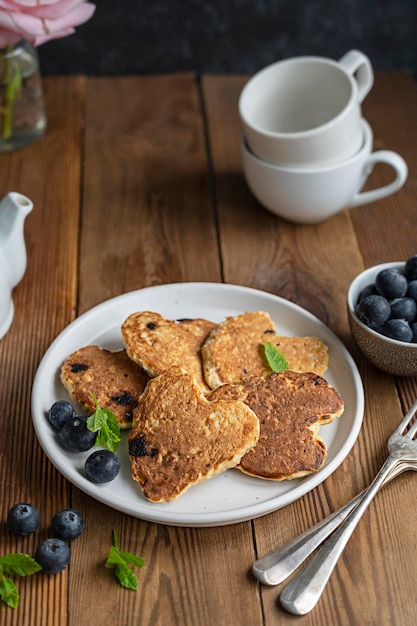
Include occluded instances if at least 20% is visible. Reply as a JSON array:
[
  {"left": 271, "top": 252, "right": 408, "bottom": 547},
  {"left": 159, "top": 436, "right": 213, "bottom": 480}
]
[
  {"left": 338, "top": 49, "right": 374, "bottom": 103},
  {"left": 347, "top": 151, "right": 408, "bottom": 209}
]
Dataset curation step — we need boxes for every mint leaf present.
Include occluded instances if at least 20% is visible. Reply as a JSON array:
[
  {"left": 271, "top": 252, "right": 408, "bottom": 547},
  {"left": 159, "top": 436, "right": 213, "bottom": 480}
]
[
  {"left": 115, "top": 564, "right": 138, "bottom": 591},
  {"left": 264, "top": 342, "right": 289, "bottom": 373},
  {"left": 0, "top": 575, "right": 19, "bottom": 609},
  {"left": 0, "top": 554, "right": 41, "bottom": 577},
  {"left": 105, "top": 531, "right": 145, "bottom": 590},
  {"left": 94, "top": 415, "right": 120, "bottom": 452},
  {"left": 105, "top": 545, "right": 126, "bottom": 568},
  {"left": 0, "top": 554, "right": 41, "bottom": 609},
  {"left": 119, "top": 552, "right": 145, "bottom": 569},
  {"left": 87, "top": 395, "right": 121, "bottom": 452}
]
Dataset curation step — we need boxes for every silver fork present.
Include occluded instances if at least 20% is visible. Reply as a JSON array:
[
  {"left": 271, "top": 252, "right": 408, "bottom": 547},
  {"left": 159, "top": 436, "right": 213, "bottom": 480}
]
[
  {"left": 252, "top": 460, "right": 416, "bottom": 586},
  {"left": 277, "top": 398, "right": 417, "bottom": 615}
]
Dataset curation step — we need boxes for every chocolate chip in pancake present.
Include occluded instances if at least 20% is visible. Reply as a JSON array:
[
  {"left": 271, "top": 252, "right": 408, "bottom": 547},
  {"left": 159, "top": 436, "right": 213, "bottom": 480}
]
[
  {"left": 60, "top": 345, "right": 150, "bottom": 429},
  {"left": 208, "top": 370, "right": 344, "bottom": 480},
  {"left": 128, "top": 366, "right": 260, "bottom": 502},
  {"left": 201, "top": 311, "right": 328, "bottom": 389},
  {"left": 121, "top": 311, "right": 216, "bottom": 392}
]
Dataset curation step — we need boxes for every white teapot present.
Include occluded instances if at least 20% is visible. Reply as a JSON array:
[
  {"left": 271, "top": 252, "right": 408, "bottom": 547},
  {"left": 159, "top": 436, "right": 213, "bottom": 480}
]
[{"left": 0, "top": 192, "right": 33, "bottom": 339}]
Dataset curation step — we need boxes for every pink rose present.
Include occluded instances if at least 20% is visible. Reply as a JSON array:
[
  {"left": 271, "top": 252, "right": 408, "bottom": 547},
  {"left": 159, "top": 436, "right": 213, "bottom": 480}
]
[{"left": 0, "top": 0, "right": 96, "bottom": 48}]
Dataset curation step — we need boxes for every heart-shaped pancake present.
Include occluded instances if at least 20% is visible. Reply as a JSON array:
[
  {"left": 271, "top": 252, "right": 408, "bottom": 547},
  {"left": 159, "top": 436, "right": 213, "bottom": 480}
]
[
  {"left": 60, "top": 345, "right": 150, "bottom": 428},
  {"left": 208, "top": 370, "right": 344, "bottom": 480},
  {"left": 122, "top": 311, "right": 216, "bottom": 392},
  {"left": 201, "top": 310, "right": 328, "bottom": 389},
  {"left": 128, "top": 366, "right": 260, "bottom": 502}
]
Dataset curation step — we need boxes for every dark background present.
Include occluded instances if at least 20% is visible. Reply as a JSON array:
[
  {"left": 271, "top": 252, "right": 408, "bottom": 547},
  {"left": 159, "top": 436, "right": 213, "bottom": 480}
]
[{"left": 37, "top": 0, "right": 417, "bottom": 77}]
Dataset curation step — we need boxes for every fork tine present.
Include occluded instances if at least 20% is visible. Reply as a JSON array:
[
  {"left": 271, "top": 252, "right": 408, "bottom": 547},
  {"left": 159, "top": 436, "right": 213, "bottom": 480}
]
[
  {"left": 393, "top": 398, "right": 417, "bottom": 436},
  {"left": 406, "top": 419, "right": 417, "bottom": 440}
]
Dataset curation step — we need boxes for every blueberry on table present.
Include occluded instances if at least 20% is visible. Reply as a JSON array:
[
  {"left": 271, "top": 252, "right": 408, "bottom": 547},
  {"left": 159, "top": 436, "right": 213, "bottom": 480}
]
[
  {"left": 405, "top": 254, "right": 417, "bottom": 280},
  {"left": 382, "top": 319, "right": 413, "bottom": 342},
  {"left": 48, "top": 400, "right": 75, "bottom": 430},
  {"left": 355, "top": 294, "right": 391, "bottom": 329},
  {"left": 59, "top": 415, "right": 97, "bottom": 452},
  {"left": 389, "top": 297, "right": 417, "bottom": 322},
  {"left": 51, "top": 509, "right": 85, "bottom": 541},
  {"left": 375, "top": 268, "right": 408, "bottom": 299},
  {"left": 35, "top": 538, "right": 70, "bottom": 574},
  {"left": 85, "top": 449, "right": 120, "bottom": 483},
  {"left": 7, "top": 503, "right": 40, "bottom": 535}
]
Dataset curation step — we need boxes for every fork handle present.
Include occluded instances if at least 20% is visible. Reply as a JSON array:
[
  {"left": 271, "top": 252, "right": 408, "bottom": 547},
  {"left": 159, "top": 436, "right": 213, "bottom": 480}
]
[
  {"left": 253, "top": 491, "right": 364, "bottom": 586},
  {"left": 253, "top": 461, "right": 409, "bottom": 586},
  {"left": 279, "top": 456, "right": 398, "bottom": 615}
]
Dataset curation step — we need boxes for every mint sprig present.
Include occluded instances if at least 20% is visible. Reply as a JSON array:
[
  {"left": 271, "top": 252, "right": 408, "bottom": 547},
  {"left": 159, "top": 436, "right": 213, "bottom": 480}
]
[
  {"left": 0, "top": 554, "right": 41, "bottom": 609},
  {"left": 87, "top": 394, "right": 121, "bottom": 452},
  {"left": 105, "top": 530, "right": 145, "bottom": 590},
  {"left": 264, "top": 342, "right": 289, "bottom": 373}
]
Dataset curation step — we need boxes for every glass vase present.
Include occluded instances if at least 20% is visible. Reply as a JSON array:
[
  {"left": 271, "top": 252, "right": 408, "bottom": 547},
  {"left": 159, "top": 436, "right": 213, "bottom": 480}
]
[{"left": 0, "top": 40, "right": 47, "bottom": 152}]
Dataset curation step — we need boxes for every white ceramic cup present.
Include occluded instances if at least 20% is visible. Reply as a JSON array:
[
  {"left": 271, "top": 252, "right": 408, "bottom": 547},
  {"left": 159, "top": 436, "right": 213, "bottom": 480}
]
[
  {"left": 241, "top": 119, "right": 408, "bottom": 224},
  {"left": 239, "top": 50, "right": 374, "bottom": 167}
]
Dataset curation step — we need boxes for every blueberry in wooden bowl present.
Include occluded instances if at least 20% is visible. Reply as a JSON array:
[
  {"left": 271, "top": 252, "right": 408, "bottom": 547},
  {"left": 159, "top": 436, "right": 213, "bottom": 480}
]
[{"left": 347, "top": 258, "right": 417, "bottom": 376}]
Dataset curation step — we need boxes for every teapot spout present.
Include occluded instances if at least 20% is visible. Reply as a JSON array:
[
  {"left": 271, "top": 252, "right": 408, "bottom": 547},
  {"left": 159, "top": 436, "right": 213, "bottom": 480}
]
[{"left": 0, "top": 192, "right": 33, "bottom": 288}]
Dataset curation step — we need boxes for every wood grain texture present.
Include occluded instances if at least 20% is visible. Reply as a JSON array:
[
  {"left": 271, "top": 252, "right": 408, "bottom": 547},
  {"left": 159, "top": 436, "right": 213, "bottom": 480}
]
[
  {"left": 202, "top": 73, "right": 417, "bottom": 626},
  {"left": 69, "top": 74, "right": 261, "bottom": 626},
  {"left": 0, "top": 76, "right": 84, "bottom": 625},
  {"left": 1, "top": 72, "right": 417, "bottom": 626},
  {"left": 79, "top": 75, "right": 221, "bottom": 311},
  {"left": 357, "top": 70, "right": 417, "bottom": 410}
]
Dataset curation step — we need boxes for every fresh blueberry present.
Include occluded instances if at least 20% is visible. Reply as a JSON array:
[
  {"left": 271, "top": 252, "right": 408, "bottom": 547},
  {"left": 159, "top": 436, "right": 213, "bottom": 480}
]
[
  {"left": 412, "top": 322, "right": 417, "bottom": 343},
  {"left": 389, "top": 297, "right": 417, "bottom": 322},
  {"left": 48, "top": 400, "right": 75, "bottom": 430},
  {"left": 7, "top": 503, "right": 40, "bottom": 536},
  {"left": 35, "top": 538, "right": 71, "bottom": 574},
  {"left": 59, "top": 415, "right": 96, "bottom": 452},
  {"left": 381, "top": 319, "right": 413, "bottom": 342},
  {"left": 358, "top": 283, "right": 377, "bottom": 302},
  {"left": 407, "top": 280, "right": 417, "bottom": 301},
  {"left": 356, "top": 295, "right": 391, "bottom": 329},
  {"left": 84, "top": 449, "right": 120, "bottom": 484},
  {"left": 405, "top": 254, "right": 417, "bottom": 281},
  {"left": 375, "top": 268, "right": 408, "bottom": 299},
  {"left": 51, "top": 509, "right": 85, "bottom": 541}
]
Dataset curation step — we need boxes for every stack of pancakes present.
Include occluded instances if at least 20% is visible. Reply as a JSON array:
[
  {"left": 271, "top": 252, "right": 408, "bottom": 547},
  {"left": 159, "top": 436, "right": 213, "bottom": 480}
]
[{"left": 60, "top": 310, "right": 344, "bottom": 502}]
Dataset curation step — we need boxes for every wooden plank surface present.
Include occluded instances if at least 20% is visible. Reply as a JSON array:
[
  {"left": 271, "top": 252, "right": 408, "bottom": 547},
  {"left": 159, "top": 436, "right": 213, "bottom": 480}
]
[
  {"left": 356, "top": 70, "right": 417, "bottom": 411},
  {"left": 202, "top": 72, "right": 417, "bottom": 626},
  {"left": 0, "top": 76, "right": 84, "bottom": 625},
  {"left": 0, "top": 71, "right": 416, "bottom": 626},
  {"left": 70, "top": 74, "right": 261, "bottom": 626},
  {"left": 79, "top": 74, "right": 222, "bottom": 309}
]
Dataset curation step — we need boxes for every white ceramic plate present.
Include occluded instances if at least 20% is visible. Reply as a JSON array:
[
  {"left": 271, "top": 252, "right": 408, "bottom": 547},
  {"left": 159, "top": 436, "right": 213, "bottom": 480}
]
[{"left": 32, "top": 282, "right": 364, "bottom": 527}]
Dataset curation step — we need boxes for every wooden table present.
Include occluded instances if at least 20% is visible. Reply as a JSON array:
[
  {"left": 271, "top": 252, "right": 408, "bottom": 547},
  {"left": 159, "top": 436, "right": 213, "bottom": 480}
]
[{"left": 1, "top": 71, "right": 417, "bottom": 626}]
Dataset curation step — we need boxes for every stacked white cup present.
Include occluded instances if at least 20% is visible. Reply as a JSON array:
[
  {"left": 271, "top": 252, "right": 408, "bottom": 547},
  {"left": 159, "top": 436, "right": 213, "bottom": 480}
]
[{"left": 239, "top": 50, "right": 408, "bottom": 224}]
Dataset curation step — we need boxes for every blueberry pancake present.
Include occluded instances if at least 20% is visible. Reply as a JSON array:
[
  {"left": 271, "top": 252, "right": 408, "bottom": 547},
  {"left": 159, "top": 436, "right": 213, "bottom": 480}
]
[
  {"left": 128, "top": 366, "right": 260, "bottom": 502},
  {"left": 121, "top": 311, "right": 216, "bottom": 393},
  {"left": 201, "top": 310, "right": 328, "bottom": 389},
  {"left": 208, "top": 370, "right": 344, "bottom": 480},
  {"left": 60, "top": 345, "right": 150, "bottom": 429}
]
